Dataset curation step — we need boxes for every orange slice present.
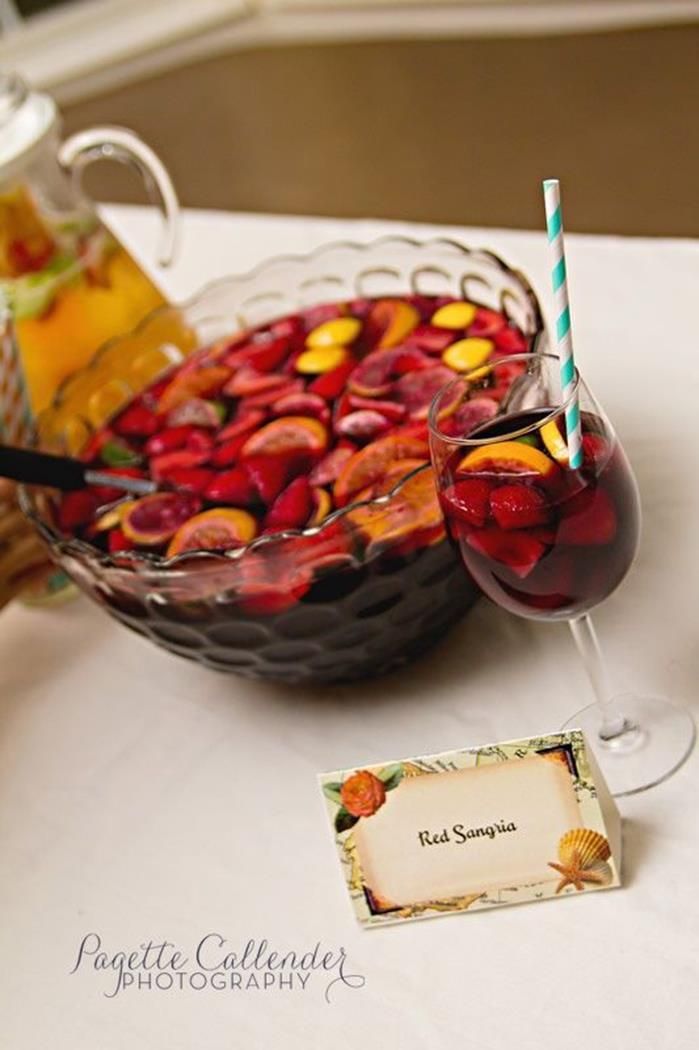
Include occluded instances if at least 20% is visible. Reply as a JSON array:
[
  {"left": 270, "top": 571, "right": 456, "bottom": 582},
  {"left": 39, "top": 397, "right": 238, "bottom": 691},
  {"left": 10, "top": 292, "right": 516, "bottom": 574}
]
[
  {"left": 457, "top": 440, "right": 557, "bottom": 477},
  {"left": 333, "top": 433, "right": 429, "bottom": 506},
  {"left": 157, "top": 366, "right": 230, "bottom": 414},
  {"left": 122, "top": 492, "right": 202, "bottom": 545},
  {"left": 305, "top": 317, "right": 361, "bottom": 348},
  {"left": 167, "top": 508, "right": 257, "bottom": 556},
  {"left": 240, "top": 416, "right": 329, "bottom": 457},
  {"left": 540, "top": 419, "right": 569, "bottom": 465},
  {"left": 93, "top": 500, "right": 135, "bottom": 532},
  {"left": 354, "top": 458, "right": 429, "bottom": 501},
  {"left": 295, "top": 345, "right": 350, "bottom": 375},
  {"left": 348, "top": 464, "right": 441, "bottom": 549},
  {"left": 367, "top": 299, "right": 420, "bottom": 349},
  {"left": 431, "top": 301, "right": 477, "bottom": 329},
  {"left": 309, "top": 487, "right": 333, "bottom": 526}
]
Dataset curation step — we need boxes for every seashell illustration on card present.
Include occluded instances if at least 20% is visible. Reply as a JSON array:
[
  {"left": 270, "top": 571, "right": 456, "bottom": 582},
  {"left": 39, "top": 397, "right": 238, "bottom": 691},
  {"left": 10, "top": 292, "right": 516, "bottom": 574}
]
[{"left": 548, "top": 828, "right": 613, "bottom": 893}]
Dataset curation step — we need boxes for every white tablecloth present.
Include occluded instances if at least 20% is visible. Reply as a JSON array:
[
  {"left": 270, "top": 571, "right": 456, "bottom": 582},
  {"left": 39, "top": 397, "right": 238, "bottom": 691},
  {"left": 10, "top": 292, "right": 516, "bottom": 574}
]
[{"left": 2, "top": 207, "right": 698, "bottom": 1050}]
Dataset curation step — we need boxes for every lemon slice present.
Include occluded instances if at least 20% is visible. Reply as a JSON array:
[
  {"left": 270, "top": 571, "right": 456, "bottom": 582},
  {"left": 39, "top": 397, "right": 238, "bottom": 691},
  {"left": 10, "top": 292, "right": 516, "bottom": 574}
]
[
  {"left": 306, "top": 317, "right": 361, "bottom": 348},
  {"left": 431, "top": 301, "right": 477, "bottom": 329},
  {"left": 540, "top": 419, "right": 569, "bottom": 464},
  {"left": 295, "top": 345, "right": 349, "bottom": 375},
  {"left": 442, "top": 337, "right": 494, "bottom": 373}
]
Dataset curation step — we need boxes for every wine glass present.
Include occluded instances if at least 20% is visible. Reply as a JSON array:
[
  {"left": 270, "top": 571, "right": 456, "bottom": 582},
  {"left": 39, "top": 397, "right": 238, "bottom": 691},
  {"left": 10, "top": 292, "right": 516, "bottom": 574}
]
[{"left": 428, "top": 352, "right": 695, "bottom": 796}]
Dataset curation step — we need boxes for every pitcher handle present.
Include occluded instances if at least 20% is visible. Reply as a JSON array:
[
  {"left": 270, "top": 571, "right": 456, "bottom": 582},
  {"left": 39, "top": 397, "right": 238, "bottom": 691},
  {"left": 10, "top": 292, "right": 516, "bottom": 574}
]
[{"left": 58, "top": 126, "right": 180, "bottom": 267}]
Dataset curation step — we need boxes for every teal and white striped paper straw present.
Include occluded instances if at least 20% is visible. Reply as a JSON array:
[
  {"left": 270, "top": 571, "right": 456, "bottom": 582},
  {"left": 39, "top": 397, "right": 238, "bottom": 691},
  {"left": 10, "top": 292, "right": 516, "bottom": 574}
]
[{"left": 543, "top": 178, "right": 583, "bottom": 469}]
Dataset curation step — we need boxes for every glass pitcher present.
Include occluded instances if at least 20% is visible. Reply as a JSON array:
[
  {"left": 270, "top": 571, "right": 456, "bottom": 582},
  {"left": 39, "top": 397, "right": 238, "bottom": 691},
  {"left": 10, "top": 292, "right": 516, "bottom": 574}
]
[{"left": 0, "top": 71, "right": 180, "bottom": 420}]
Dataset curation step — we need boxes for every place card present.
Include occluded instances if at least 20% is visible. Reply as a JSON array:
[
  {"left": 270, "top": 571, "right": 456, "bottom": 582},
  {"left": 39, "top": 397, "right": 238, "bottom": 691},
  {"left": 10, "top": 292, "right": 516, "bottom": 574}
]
[{"left": 319, "top": 730, "right": 621, "bottom": 927}]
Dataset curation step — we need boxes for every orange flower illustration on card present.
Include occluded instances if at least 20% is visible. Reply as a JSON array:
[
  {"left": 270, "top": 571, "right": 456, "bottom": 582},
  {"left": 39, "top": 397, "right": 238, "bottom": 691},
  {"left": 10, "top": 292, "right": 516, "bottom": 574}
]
[{"left": 324, "top": 764, "right": 404, "bottom": 833}]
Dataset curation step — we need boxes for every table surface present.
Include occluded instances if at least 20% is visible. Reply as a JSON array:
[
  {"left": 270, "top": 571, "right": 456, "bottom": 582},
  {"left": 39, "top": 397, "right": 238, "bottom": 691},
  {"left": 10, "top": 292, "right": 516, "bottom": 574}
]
[{"left": 2, "top": 206, "right": 698, "bottom": 1050}]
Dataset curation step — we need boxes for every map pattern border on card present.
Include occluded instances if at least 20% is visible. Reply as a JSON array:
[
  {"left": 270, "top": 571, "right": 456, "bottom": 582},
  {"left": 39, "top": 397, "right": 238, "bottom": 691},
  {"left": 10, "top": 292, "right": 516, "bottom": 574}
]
[{"left": 319, "top": 730, "right": 621, "bottom": 927}]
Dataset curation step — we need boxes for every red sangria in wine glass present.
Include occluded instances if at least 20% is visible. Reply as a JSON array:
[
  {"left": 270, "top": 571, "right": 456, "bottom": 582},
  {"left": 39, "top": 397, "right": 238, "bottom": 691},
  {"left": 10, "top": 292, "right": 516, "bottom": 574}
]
[{"left": 428, "top": 353, "right": 695, "bottom": 796}]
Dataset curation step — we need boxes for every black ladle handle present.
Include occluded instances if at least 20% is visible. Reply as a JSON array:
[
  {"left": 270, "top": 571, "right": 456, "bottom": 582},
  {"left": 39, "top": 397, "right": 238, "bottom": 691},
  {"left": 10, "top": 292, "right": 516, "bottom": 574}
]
[{"left": 0, "top": 444, "right": 155, "bottom": 495}]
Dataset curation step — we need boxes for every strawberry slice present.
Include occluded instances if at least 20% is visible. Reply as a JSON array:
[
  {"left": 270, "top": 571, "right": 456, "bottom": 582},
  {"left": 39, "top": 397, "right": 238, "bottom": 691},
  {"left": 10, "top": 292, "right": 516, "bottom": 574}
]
[
  {"left": 467, "top": 307, "right": 507, "bottom": 339},
  {"left": 209, "top": 433, "right": 249, "bottom": 468},
  {"left": 490, "top": 484, "right": 550, "bottom": 530},
  {"left": 582, "top": 433, "right": 611, "bottom": 472},
  {"left": 270, "top": 314, "right": 305, "bottom": 342},
  {"left": 114, "top": 403, "right": 159, "bottom": 438},
  {"left": 404, "top": 324, "right": 454, "bottom": 354},
  {"left": 308, "top": 359, "right": 355, "bottom": 400},
  {"left": 271, "top": 391, "right": 330, "bottom": 422},
  {"left": 558, "top": 487, "right": 617, "bottom": 546},
  {"left": 493, "top": 326, "right": 528, "bottom": 354},
  {"left": 442, "top": 396, "right": 498, "bottom": 437},
  {"left": 163, "top": 466, "right": 214, "bottom": 494},
  {"left": 146, "top": 425, "right": 197, "bottom": 457},
  {"left": 238, "top": 379, "right": 304, "bottom": 410},
  {"left": 204, "top": 467, "right": 256, "bottom": 505},
  {"left": 224, "top": 367, "right": 289, "bottom": 399},
  {"left": 347, "top": 395, "right": 406, "bottom": 422},
  {"left": 58, "top": 490, "right": 101, "bottom": 531},
  {"left": 243, "top": 455, "right": 290, "bottom": 504},
  {"left": 108, "top": 527, "right": 134, "bottom": 553},
  {"left": 392, "top": 348, "right": 433, "bottom": 375},
  {"left": 186, "top": 429, "right": 215, "bottom": 454},
  {"left": 309, "top": 445, "right": 356, "bottom": 486},
  {"left": 151, "top": 449, "right": 210, "bottom": 482},
  {"left": 441, "top": 478, "right": 492, "bottom": 527},
  {"left": 335, "top": 410, "right": 392, "bottom": 441},
  {"left": 466, "top": 527, "right": 546, "bottom": 578},
  {"left": 265, "top": 476, "right": 314, "bottom": 531},
  {"left": 393, "top": 365, "right": 455, "bottom": 419},
  {"left": 217, "top": 410, "right": 266, "bottom": 443},
  {"left": 243, "top": 335, "right": 291, "bottom": 373}
]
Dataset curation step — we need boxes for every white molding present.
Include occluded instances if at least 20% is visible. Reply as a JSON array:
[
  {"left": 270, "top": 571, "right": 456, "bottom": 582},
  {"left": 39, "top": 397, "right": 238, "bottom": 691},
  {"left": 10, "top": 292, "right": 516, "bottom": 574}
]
[{"left": 2, "top": 0, "right": 699, "bottom": 106}]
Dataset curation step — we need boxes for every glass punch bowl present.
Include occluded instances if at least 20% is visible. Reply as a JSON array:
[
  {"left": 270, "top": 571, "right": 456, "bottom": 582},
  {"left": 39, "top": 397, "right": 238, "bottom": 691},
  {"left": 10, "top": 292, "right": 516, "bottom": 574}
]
[{"left": 22, "top": 237, "right": 546, "bottom": 684}]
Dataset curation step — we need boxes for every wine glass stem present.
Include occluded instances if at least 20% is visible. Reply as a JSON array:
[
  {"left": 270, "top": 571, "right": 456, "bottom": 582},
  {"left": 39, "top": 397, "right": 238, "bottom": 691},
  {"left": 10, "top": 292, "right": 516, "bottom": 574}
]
[{"left": 568, "top": 614, "right": 633, "bottom": 741}]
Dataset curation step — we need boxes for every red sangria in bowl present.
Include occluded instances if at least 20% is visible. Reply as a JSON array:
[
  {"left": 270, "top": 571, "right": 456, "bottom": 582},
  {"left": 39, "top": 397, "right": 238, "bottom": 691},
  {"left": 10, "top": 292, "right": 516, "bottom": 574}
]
[{"left": 22, "top": 238, "right": 545, "bottom": 683}]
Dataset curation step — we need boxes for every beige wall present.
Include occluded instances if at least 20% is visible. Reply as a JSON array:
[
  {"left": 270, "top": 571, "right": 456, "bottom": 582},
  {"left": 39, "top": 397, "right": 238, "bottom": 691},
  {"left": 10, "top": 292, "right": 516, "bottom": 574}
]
[{"left": 64, "top": 23, "right": 699, "bottom": 236}]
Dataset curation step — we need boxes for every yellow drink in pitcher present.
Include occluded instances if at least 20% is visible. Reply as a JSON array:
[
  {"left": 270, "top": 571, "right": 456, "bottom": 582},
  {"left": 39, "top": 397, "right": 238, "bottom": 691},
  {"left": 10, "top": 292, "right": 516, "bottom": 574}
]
[{"left": 1, "top": 185, "right": 168, "bottom": 415}]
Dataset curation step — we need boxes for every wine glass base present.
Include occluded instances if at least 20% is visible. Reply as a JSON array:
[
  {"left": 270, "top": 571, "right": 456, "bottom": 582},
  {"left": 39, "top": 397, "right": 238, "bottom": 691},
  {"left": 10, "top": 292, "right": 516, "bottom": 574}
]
[{"left": 561, "top": 695, "right": 696, "bottom": 797}]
